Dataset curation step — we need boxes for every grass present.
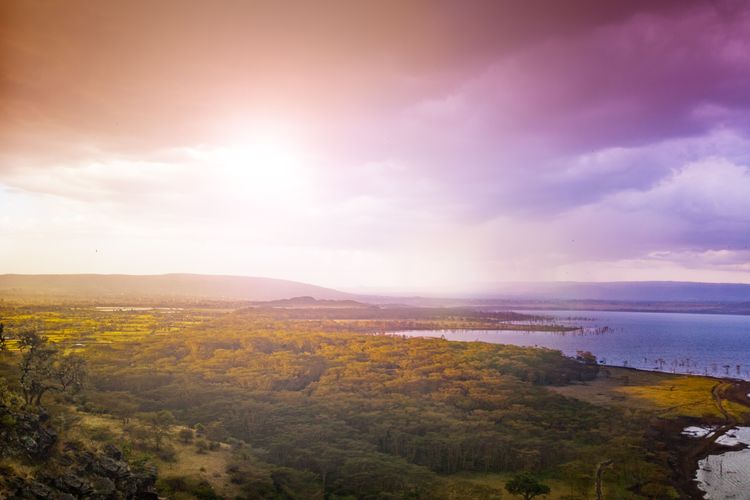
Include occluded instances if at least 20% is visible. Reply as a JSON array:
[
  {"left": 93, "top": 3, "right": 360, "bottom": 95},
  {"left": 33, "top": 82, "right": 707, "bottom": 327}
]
[
  {"left": 0, "top": 306, "right": 223, "bottom": 349},
  {"left": 450, "top": 471, "right": 580, "bottom": 499},
  {"left": 551, "top": 367, "right": 724, "bottom": 419},
  {"left": 67, "top": 410, "right": 243, "bottom": 498},
  {"left": 156, "top": 438, "right": 241, "bottom": 498}
]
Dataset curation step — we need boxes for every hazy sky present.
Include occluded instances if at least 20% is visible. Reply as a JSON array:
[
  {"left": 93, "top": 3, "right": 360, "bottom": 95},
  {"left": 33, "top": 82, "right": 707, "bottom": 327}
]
[{"left": 2, "top": 0, "right": 750, "bottom": 292}]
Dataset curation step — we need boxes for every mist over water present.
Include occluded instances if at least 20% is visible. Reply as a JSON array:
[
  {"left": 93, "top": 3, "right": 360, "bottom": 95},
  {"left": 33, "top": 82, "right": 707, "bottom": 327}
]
[{"left": 395, "top": 310, "right": 750, "bottom": 380}]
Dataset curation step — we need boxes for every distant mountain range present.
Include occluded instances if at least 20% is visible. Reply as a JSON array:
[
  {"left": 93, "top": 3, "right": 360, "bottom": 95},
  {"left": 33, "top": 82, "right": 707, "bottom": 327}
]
[
  {"left": 2, "top": 274, "right": 750, "bottom": 308},
  {"left": 478, "top": 281, "right": 750, "bottom": 302},
  {"left": 0, "top": 274, "right": 353, "bottom": 302}
]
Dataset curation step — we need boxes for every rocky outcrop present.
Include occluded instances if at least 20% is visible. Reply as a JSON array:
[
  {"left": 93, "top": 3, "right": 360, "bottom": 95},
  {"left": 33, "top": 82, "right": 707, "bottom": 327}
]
[
  {"left": 0, "top": 408, "right": 58, "bottom": 459},
  {"left": 1, "top": 398, "right": 158, "bottom": 499},
  {"left": 0, "top": 441, "right": 158, "bottom": 499}
]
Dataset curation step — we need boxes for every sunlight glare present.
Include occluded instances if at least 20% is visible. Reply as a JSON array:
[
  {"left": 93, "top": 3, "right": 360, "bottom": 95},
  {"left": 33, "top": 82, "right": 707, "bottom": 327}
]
[{"left": 205, "top": 129, "right": 309, "bottom": 204}]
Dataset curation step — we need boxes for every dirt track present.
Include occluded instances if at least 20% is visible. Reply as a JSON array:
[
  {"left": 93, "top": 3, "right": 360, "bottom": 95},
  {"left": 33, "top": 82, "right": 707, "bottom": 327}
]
[{"left": 676, "top": 380, "right": 750, "bottom": 498}]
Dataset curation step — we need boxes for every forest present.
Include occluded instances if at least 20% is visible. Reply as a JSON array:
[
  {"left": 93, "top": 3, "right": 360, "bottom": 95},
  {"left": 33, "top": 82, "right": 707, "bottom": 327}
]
[{"left": 0, "top": 300, "right": 742, "bottom": 499}]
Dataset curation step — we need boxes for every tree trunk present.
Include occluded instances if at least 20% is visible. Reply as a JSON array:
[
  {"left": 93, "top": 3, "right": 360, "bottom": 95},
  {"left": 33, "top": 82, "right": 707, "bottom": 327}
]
[
  {"left": 34, "top": 387, "right": 51, "bottom": 406},
  {"left": 595, "top": 460, "right": 613, "bottom": 500}
]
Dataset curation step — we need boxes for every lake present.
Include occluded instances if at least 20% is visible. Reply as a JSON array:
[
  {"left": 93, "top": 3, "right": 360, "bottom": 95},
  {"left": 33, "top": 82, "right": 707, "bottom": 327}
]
[
  {"left": 683, "top": 425, "right": 750, "bottom": 499},
  {"left": 393, "top": 309, "right": 750, "bottom": 380}
]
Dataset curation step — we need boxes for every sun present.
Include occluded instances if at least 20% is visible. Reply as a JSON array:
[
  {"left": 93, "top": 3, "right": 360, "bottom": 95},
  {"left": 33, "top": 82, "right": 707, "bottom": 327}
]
[{"left": 200, "top": 128, "right": 310, "bottom": 204}]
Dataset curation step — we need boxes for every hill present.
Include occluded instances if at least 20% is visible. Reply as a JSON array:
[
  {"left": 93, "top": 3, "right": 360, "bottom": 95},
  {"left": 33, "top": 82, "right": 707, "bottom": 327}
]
[
  {"left": 4, "top": 275, "right": 750, "bottom": 311},
  {"left": 471, "top": 281, "right": 750, "bottom": 303},
  {"left": 257, "top": 296, "right": 371, "bottom": 308},
  {"left": 0, "top": 274, "right": 354, "bottom": 302}
]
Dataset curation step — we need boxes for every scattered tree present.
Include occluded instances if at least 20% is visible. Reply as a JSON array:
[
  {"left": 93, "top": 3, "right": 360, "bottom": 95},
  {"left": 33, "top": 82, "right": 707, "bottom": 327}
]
[
  {"left": 178, "top": 427, "right": 194, "bottom": 444},
  {"left": 505, "top": 472, "right": 551, "bottom": 500},
  {"left": 17, "top": 332, "right": 86, "bottom": 406},
  {"left": 575, "top": 350, "right": 597, "bottom": 365},
  {"left": 575, "top": 350, "right": 600, "bottom": 379},
  {"left": 140, "top": 410, "right": 175, "bottom": 450},
  {"left": 195, "top": 439, "right": 209, "bottom": 454}
]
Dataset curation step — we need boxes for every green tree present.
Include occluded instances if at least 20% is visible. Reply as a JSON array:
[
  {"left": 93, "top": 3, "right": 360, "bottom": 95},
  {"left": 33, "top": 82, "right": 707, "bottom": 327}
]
[
  {"left": 505, "top": 472, "right": 550, "bottom": 500},
  {"left": 575, "top": 350, "right": 597, "bottom": 365},
  {"left": 140, "top": 410, "right": 175, "bottom": 450},
  {"left": 17, "top": 332, "right": 86, "bottom": 406}
]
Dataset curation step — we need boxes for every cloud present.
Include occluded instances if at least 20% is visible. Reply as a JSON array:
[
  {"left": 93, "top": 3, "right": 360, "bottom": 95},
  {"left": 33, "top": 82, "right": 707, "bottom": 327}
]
[{"left": 1, "top": 0, "right": 750, "bottom": 288}]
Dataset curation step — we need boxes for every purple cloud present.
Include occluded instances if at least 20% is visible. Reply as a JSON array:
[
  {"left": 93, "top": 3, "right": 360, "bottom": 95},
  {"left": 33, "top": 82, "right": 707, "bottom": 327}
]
[{"left": 1, "top": 0, "right": 749, "bottom": 287}]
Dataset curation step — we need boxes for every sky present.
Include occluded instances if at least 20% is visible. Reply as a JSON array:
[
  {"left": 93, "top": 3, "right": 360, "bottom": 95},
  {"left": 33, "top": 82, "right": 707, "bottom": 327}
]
[{"left": 1, "top": 0, "right": 750, "bottom": 293}]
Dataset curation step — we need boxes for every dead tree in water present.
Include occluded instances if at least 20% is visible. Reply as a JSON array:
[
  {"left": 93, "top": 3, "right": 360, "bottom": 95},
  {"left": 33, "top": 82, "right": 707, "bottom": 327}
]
[{"left": 595, "top": 460, "right": 613, "bottom": 500}]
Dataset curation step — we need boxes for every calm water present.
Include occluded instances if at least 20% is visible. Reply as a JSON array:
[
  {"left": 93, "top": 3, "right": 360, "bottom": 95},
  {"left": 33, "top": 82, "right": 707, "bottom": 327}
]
[
  {"left": 696, "top": 427, "right": 750, "bottom": 499},
  {"left": 394, "top": 309, "right": 750, "bottom": 380},
  {"left": 683, "top": 425, "right": 750, "bottom": 499}
]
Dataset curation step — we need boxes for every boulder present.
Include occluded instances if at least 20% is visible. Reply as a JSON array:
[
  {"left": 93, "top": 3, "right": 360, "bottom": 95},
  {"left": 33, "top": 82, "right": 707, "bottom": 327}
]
[
  {"left": 90, "top": 475, "right": 116, "bottom": 496},
  {"left": 56, "top": 471, "right": 92, "bottom": 495},
  {"left": 103, "top": 443, "right": 123, "bottom": 460},
  {"left": 28, "top": 481, "right": 53, "bottom": 498}
]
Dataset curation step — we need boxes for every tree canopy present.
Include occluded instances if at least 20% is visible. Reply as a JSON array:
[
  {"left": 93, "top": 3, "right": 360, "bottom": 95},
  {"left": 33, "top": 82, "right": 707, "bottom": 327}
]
[
  {"left": 506, "top": 472, "right": 551, "bottom": 500},
  {"left": 18, "top": 331, "right": 86, "bottom": 406}
]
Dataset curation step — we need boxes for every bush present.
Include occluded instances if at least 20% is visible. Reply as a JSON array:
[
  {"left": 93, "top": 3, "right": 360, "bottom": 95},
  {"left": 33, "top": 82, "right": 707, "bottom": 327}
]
[
  {"left": 178, "top": 428, "right": 194, "bottom": 444},
  {"left": 87, "top": 425, "right": 116, "bottom": 442},
  {"left": 157, "top": 475, "right": 220, "bottom": 500},
  {"left": 154, "top": 444, "right": 177, "bottom": 462},
  {"left": 195, "top": 439, "right": 209, "bottom": 454}
]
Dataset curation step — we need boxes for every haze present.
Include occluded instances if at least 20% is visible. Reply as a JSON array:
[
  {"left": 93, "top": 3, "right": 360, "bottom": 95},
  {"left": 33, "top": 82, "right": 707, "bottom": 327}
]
[{"left": 2, "top": 0, "right": 749, "bottom": 293}]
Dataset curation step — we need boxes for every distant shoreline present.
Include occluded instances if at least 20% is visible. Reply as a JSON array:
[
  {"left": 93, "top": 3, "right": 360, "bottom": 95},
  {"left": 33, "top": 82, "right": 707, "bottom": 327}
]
[
  {"left": 507, "top": 305, "right": 750, "bottom": 316},
  {"left": 597, "top": 362, "right": 750, "bottom": 384},
  {"left": 390, "top": 328, "right": 750, "bottom": 383}
]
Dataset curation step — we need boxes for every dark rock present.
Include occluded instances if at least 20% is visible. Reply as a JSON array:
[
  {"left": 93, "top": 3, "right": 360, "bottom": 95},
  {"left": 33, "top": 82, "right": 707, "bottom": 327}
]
[
  {"left": 103, "top": 443, "right": 123, "bottom": 460},
  {"left": 28, "top": 480, "right": 53, "bottom": 498},
  {"left": 90, "top": 475, "right": 116, "bottom": 496},
  {"left": 18, "top": 421, "right": 57, "bottom": 458},
  {"left": 57, "top": 453, "right": 74, "bottom": 467},
  {"left": 1, "top": 411, "right": 158, "bottom": 500},
  {"left": 36, "top": 427, "right": 57, "bottom": 455},
  {"left": 20, "top": 435, "right": 38, "bottom": 453},
  {"left": 133, "top": 492, "right": 159, "bottom": 499},
  {"left": 57, "top": 472, "right": 92, "bottom": 495},
  {"left": 62, "top": 441, "right": 82, "bottom": 453},
  {"left": 96, "top": 456, "right": 130, "bottom": 479},
  {"left": 77, "top": 450, "right": 96, "bottom": 468}
]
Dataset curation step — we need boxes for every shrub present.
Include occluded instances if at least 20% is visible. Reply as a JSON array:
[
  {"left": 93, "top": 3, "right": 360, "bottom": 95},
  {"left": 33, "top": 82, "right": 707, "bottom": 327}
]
[
  {"left": 195, "top": 439, "right": 209, "bottom": 454},
  {"left": 178, "top": 428, "right": 194, "bottom": 444}
]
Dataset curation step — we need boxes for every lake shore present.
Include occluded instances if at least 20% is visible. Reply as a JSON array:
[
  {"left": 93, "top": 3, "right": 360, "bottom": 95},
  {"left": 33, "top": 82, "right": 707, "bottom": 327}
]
[
  {"left": 395, "top": 309, "right": 750, "bottom": 381},
  {"left": 555, "top": 364, "right": 750, "bottom": 499}
]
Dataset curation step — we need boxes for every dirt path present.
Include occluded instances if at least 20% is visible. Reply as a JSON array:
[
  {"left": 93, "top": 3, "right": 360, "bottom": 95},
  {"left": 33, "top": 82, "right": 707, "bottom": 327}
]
[
  {"left": 678, "top": 381, "right": 747, "bottom": 498},
  {"left": 711, "top": 382, "right": 733, "bottom": 423},
  {"left": 689, "top": 383, "right": 735, "bottom": 455}
]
